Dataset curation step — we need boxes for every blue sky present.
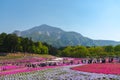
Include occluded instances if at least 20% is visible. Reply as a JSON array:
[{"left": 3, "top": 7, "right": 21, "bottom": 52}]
[{"left": 0, "top": 0, "right": 120, "bottom": 41}]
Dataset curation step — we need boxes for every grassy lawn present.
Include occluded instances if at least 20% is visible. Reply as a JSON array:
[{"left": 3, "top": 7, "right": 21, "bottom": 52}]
[{"left": 0, "top": 52, "right": 54, "bottom": 61}]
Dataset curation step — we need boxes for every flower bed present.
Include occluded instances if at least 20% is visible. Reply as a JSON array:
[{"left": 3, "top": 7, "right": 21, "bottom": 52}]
[
  {"left": 71, "top": 63, "right": 120, "bottom": 75},
  {"left": 0, "top": 65, "right": 120, "bottom": 80},
  {"left": 1, "top": 57, "right": 120, "bottom": 79},
  {"left": 0, "top": 66, "right": 59, "bottom": 76},
  {"left": 0, "top": 57, "right": 82, "bottom": 76}
]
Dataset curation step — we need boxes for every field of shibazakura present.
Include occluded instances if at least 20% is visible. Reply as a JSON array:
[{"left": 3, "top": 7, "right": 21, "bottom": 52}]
[
  {"left": 72, "top": 63, "right": 120, "bottom": 75},
  {"left": 0, "top": 53, "right": 120, "bottom": 80}
]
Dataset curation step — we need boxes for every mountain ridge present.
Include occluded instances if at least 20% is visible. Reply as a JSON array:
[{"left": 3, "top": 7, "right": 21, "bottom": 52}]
[{"left": 13, "top": 24, "right": 120, "bottom": 47}]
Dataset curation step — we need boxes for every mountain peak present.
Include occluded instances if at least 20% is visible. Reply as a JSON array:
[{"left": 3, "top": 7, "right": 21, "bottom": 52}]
[
  {"left": 13, "top": 24, "right": 120, "bottom": 47},
  {"left": 40, "top": 24, "right": 50, "bottom": 27},
  {"left": 31, "top": 24, "right": 64, "bottom": 32}
]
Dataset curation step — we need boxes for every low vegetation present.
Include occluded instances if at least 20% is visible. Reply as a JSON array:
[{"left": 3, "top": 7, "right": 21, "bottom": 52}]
[{"left": 0, "top": 52, "right": 53, "bottom": 61}]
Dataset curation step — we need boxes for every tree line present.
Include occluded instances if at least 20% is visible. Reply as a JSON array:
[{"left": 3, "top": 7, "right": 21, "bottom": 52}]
[
  {"left": 58, "top": 45, "right": 120, "bottom": 58},
  {"left": 0, "top": 33, "right": 120, "bottom": 58},
  {"left": 0, "top": 33, "right": 57, "bottom": 55}
]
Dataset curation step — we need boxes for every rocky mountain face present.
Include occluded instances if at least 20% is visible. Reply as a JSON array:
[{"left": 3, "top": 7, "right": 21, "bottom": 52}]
[{"left": 13, "top": 24, "right": 120, "bottom": 47}]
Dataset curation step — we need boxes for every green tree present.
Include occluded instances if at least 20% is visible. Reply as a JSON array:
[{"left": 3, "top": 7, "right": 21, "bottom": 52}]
[
  {"left": 61, "top": 46, "right": 72, "bottom": 57},
  {"left": 60, "top": 46, "right": 89, "bottom": 58},
  {"left": 104, "top": 45, "right": 114, "bottom": 52},
  {"left": 73, "top": 46, "right": 89, "bottom": 58},
  {"left": 3, "top": 34, "right": 19, "bottom": 52},
  {"left": 21, "top": 38, "right": 30, "bottom": 52},
  {"left": 114, "top": 45, "right": 120, "bottom": 57},
  {"left": 0, "top": 33, "right": 7, "bottom": 52},
  {"left": 114, "top": 45, "right": 120, "bottom": 52},
  {"left": 34, "top": 42, "right": 48, "bottom": 54},
  {"left": 88, "top": 47, "right": 105, "bottom": 57}
]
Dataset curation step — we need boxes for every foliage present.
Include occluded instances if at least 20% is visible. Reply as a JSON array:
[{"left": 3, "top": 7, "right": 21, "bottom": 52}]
[
  {"left": 0, "top": 33, "right": 48, "bottom": 54},
  {"left": 59, "top": 46, "right": 89, "bottom": 58},
  {"left": 59, "top": 45, "right": 120, "bottom": 58},
  {"left": 0, "top": 33, "right": 120, "bottom": 57}
]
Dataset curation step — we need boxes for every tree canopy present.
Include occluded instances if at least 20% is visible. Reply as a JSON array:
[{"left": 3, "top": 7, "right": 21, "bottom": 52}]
[{"left": 0, "top": 33, "right": 120, "bottom": 58}]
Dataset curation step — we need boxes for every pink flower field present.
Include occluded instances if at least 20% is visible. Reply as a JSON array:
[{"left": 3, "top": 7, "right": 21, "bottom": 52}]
[{"left": 71, "top": 63, "right": 120, "bottom": 75}]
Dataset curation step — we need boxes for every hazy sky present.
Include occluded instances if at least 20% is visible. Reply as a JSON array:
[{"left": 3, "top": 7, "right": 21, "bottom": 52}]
[{"left": 0, "top": 0, "right": 120, "bottom": 41}]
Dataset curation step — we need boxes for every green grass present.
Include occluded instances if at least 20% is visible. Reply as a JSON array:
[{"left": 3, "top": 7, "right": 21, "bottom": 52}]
[{"left": 0, "top": 52, "right": 54, "bottom": 61}]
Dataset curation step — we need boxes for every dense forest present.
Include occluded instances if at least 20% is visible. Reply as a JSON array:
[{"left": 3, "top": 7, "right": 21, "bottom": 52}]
[
  {"left": 59, "top": 45, "right": 120, "bottom": 58},
  {"left": 0, "top": 33, "right": 120, "bottom": 58},
  {"left": 0, "top": 33, "right": 57, "bottom": 55}
]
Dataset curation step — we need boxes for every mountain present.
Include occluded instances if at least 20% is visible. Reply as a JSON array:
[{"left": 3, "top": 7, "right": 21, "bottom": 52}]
[{"left": 13, "top": 24, "right": 120, "bottom": 47}]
